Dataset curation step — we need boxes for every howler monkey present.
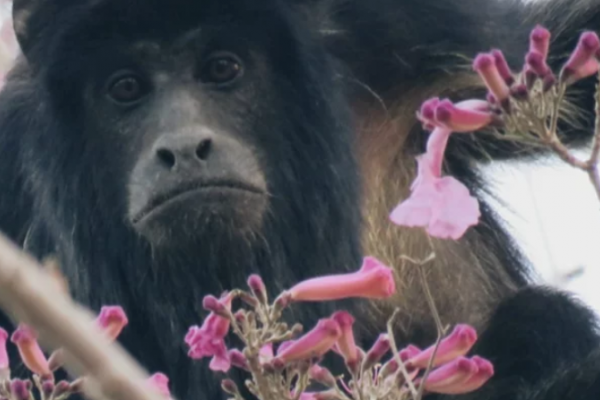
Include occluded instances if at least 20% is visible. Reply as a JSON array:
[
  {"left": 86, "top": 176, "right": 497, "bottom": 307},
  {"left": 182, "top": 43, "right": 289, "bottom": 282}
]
[{"left": 0, "top": 0, "right": 599, "bottom": 399}]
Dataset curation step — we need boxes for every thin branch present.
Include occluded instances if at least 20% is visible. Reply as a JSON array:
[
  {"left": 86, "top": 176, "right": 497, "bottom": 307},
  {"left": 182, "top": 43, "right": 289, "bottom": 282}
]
[
  {"left": 0, "top": 233, "right": 163, "bottom": 400},
  {"left": 414, "top": 267, "right": 449, "bottom": 400},
  {"left": 386, "top": 309, "right": 418, "bottom": 398}
]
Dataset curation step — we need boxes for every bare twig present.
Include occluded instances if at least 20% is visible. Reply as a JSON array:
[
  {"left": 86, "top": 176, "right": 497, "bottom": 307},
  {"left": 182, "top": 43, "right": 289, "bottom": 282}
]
[
  {"left": 386, "top": 309, "right": 418, "bottom": 398},
  {"left": 414, "top": 267, "right": 449, "bottom": 400},
  {"left": 0, "top": 232, "right": 164, "bottom": 400}
]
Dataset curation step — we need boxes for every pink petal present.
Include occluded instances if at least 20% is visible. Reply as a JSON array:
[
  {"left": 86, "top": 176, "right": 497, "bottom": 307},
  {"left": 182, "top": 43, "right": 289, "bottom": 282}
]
[
  {"left": 437, "top": 356, "right": 494, "bottom": 394},
  {"left": 530, "top": 25, "right": 551, "bottom": 59},
  {"left": 147, "top": 373, "right": 171, "bottom": 398},
  {"left": 309, "top": 365, "right": 337, "bottom": 386},
  {"left": 10, "top": 324, "right": 51, "bottom": 377},
  {"left": 491, "top": 50, "right": 515, "bottom": 85},
  {"left": 434, "top": 100, "right": 493, "bottom": 132},
  {"left": 209, "top": 352, "right": 231, "bottom": 372},
  {"left": 563, "top": 57, "right": 599, "bottom": 85},
  {"left": 562, "top": 31, "right": 600, "bottom": 76},
  {"left": 421, "top": 357, "right": 478, "bottom": 393},
  {"left": 288, "top": 257, "right": 395, "bottom": 301},
  {"left": 96, "top": 306, "right": 129, "bottom": 341},
  {"left": 331, "top": 311, "right": 359, "bottom": 366},
  {"left": 276, "top": 318, "right": 341, "bottom": 363},
  {"left": 473, "top": 54, "right": 510, "bottom": 102},
  {"left": 407, "top": 325, "right": 477, "bottom": 369},
  {"left": 423, "top": 128, "right": 453, "bottom": 178},
  {"left": 259, "top": 343, "right": 274, "bottom": 362},
  {"left": 228, "top": 349, "right": 249, "bottom": 370},
  {"left": 362, "top": 334, "right": 390, "bottom": 369},
  {"left": 427, "top": 177, "right": 480, "bottom": 240},
  {"left": 525, "top": 51, "right": 551, "bottom": 78},
  {"left": 0, "top": 327, "right": 8, "bottom": 370}
]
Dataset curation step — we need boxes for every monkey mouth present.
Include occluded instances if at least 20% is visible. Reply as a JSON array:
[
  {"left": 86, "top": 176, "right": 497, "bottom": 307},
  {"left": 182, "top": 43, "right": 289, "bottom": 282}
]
[{"left": 130, "top": 179, "right": 266, "bottom": 225}]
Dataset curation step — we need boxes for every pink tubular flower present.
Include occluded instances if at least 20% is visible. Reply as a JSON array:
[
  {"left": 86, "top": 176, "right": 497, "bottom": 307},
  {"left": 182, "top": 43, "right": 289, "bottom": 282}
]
[
  {"left": 248, "top": 274, "right": 267, "bottom": 303},
  {"left": 147, "top": 373, "right": 171, "bottom": 398},
  {"left": 407, "top": 324, "right": 477, "bottom": 369},
  {"left": 525, "top": 51, "right": 551, "bottom": 78},
  {"left": 491, "top": 49, "right": 514, "bottom": 85},
  {"left": 96, "top": 306, "right": 129, "bottom": 341},
  {"left": 473, "top": 53, "right": 510, "bottom": 103},
  {"left": 10, "top": 379, "right": 30, "bottom": 400},
  {"left": 390, "top": 127, "right": 480, "bottom": 240},
  {"left": 228, "top": 349, "right": 249, "bottom": 370},
  {"left": 186, "top": 292, "right": 234, "bottom": 372},
  {"left": 418, "top": 98, "right": 493, "bottom": 134},
  {"left": 309, "top": 364, "right": 337, "bottom": 387},
  {"left": 288, "top": 256, "right": 395, "bottom": 302},
  {"left": 399, "top": 344, "right": 422, "bottom": 362},
  {"left": 331, "top": 311, "right": 359, "bottom": 368},
  {"left": 420, "top": 357, "right": 478, "bottom": 394},
  {"left": 275, "top": 318, "right": 341, "bottom": 363},
  {"left": 561, "top": 31, "right": 600, "bottom": 83},
  {"left": 562, "top": 57, "right": 599, "bottom": 85},
  {"left": 10, "top": 324, "right": 51, "bottom": 377},
  {"left": 362, "top": 334, "right": 391, "bottom": 370},
  {"left": 436, "top": 356, "right": 494, "bottom": 394},
  {"left": 529, "top": 25, "right": 551, "bottom": 59},
  {"left": 433, "top": 99, "right": 494, "bottom": 133},
  {"left": 0, "top": 327, "right": 8, "bottom": 370}
]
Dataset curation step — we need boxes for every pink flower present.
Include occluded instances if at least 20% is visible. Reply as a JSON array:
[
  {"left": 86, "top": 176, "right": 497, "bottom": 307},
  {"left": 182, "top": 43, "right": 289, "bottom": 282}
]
[
  {"left": 288, "top": 256, "right": 395, "bottom": 301},
  {"left": 309, "top": 364, "right": 336, "bottom": 387},
  {"left": 436, "top": 356, "right": 494, "bottom": 394},
  {"left": 10, "top": 324, "right": 51, "bottom": 377},
  {"left": 362, "top": 334, "right": 391, "bottom": 370},
  {"left": 525, "top": 51, "right": 551, "bottom": 78},
  {"left": 406, "top": 324, "right": 477, "bottom": 369},
  {"left": 331, "top": 311, "right": 359, "bottom": 368},
  {"left": 473, "top": 54, "right": 510, "bottom": 103},
  {"left": 259, "top": 343, "right": 273, "bottom": 363},
  {"left": 419, "top": 357, "right": 478, "bottom": 394},
  {"left": 10, "top": 379, "right": 30, "bottom": 400},
  {"left": 399, "top": 344, "right": 422, "bottom": 362},
  {"left": 491, "top": 50, "right": 514, "bottom": 86},
  {"left": 561, "top": 31, "right": 600, "bottom": 84},
  {"left": 147, "top": 373, "right": 170, "bottom": 398},
  {"left": 0, "top": 327, "right": 8, "bottom": 370},
  {"left": 186, "top": 292, "right": 234, "bottom": 372},
  {"left": 390, "top": 127, "right": 480, "bottom": 240},
  {"left": 275, "top": 318, "right": 341, "bottom": 363},
  {"left": 228, "top": 349, "right": 249, "bottom": 370},
  {"left": 530, "top": 25, "right": 551, "bottom": 59},
  {"left": 248, "top": 274, "right": 267, "bottom": 303},
  {"left": 418, "top": 98, "right": 493, "bottom": 133},
  {"left": 96, "top": 306, "right": 129, "bottom": 341}
]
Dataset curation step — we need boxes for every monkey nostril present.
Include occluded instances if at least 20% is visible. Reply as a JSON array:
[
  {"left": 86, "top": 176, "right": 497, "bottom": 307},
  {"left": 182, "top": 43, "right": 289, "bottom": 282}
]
[
  {"left": 195, "top": 139, "right": 212, "bottom": 160},
  {"left": 156, "top": 148, "right": 176, "bottom": 168}
]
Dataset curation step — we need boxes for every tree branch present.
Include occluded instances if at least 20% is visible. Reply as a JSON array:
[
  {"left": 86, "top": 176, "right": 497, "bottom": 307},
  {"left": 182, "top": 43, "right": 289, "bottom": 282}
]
[{"left": 0, "top": 232, "right": 165, "bottom": 400}]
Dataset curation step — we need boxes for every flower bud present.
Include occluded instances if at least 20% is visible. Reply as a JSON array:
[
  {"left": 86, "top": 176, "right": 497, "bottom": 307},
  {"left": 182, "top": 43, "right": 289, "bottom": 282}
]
[
  {"left": 362, "top": 334, "right": 390, "bottom": 370},
  {"left": 247, "top": 274, "right": 268, "bottom": 304}
]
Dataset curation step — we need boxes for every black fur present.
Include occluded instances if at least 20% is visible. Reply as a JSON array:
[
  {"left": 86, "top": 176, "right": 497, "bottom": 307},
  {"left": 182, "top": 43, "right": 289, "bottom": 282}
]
[{"left": 1, "top": 0, "right": 600, "bottom": 400}]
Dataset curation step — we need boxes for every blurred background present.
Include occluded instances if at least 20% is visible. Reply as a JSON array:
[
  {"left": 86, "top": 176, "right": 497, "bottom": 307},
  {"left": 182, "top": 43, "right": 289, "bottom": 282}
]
[{"left": 0, "top": 0, "right": 598, "bottom": 312}]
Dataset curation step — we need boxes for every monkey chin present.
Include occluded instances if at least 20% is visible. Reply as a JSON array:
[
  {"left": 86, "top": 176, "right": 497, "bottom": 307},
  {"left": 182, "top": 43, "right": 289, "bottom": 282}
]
[{"left": 129, "top": 186, "right": 268, "bottom": 249}]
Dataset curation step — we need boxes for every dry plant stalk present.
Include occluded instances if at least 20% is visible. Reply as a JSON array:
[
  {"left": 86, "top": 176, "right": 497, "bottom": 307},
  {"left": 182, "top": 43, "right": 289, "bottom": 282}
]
[{"left": 0, "top": 231, "right": 164, "bottom": 400}]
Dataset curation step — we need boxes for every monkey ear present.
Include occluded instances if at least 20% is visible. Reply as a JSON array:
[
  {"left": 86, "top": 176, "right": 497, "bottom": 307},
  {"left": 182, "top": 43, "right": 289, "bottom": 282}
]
[{"left": 12, "top": 0, "right": 48, "bottom": 57}]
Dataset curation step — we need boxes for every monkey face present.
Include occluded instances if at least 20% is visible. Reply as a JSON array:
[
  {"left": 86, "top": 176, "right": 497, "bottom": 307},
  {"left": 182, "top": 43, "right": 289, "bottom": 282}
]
[{"left": 15, "top": 0, "right": 361, "bottom": 250}]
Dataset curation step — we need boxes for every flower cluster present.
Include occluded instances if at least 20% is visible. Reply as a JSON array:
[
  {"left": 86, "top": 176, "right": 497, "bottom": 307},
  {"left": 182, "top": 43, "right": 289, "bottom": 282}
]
[
  {"left": 391, "top": 25, "right": 600, "bottom": 238},
  {"left": 0, "top": 306, "right": 171, "bottom": 400},
  {"left": 185, "top": 258, "right": 494, "bottom": 400}
]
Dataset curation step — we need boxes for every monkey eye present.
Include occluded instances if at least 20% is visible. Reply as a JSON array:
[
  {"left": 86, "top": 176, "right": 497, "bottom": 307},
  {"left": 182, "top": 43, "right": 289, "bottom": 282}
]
[
  {"left": 106, "top": 71, "right": 150, "bottom": 105},
  {"left": 199, "top": 52, "right": 243, "bottom": 85}
]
